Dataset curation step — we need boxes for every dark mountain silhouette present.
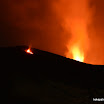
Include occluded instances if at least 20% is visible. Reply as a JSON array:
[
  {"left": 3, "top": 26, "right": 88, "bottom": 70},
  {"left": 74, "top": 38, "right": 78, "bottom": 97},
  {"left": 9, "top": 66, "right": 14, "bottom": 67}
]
[{"left": 1, "top": 45, "right": 104, "bottom": 104}]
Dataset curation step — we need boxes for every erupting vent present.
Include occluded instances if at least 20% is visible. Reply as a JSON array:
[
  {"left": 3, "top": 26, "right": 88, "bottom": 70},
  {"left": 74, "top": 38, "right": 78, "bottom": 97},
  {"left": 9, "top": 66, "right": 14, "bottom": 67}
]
[{"left": 25, "top": 48, "right": 33, "bottom": 54}]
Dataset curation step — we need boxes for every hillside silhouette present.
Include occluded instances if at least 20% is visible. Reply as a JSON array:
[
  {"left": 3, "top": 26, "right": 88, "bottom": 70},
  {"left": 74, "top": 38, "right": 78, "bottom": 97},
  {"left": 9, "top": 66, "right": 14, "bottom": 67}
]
[{"left": 1, "top": 46, "right": 104, "bottom": 104}]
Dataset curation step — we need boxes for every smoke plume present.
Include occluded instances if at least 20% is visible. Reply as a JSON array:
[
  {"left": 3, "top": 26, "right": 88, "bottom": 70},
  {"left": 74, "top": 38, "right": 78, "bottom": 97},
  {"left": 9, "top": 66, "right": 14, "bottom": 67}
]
[
  {"left": 0, "top": 0, "right": 104, "bottom": 65},
  {"left": 52, "top": 0, "right": 93, "bottom": 63}
]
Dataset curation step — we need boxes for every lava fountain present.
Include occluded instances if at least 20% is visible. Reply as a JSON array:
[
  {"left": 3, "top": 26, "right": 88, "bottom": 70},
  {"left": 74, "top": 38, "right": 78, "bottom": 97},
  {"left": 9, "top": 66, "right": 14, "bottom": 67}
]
[
  {"left": 25, "top": 48, "right": 33, "bottom": 54},
  {"left": 53, "top": 0, "right": 92, "bottom": 63},
  {"left": 71, "top": 45, "right": 84, "bottom": 62},
  {"left": 64, "top": 0, "right": 91, "bottom": 62}
]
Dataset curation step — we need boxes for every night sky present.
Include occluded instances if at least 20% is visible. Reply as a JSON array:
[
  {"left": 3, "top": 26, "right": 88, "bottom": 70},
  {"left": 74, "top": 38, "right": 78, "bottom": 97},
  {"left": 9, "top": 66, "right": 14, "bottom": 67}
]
[{"left": 0, "top": 0, "right": 104, "bottom": 65}]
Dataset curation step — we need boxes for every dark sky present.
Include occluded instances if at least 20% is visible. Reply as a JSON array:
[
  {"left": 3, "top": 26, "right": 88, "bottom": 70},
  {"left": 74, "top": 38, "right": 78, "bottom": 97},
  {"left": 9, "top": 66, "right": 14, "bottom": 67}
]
[
  {"left": 0, "top": 0, "right": 69, "bottom": 56},
  {"left": 0, "top": 0, "right": 104, "bottom": 65}
]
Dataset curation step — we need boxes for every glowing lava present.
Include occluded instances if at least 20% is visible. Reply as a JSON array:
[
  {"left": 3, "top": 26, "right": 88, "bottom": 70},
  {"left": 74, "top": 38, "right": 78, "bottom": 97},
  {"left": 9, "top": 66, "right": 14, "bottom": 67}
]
[
  {"left": 71, "top": 45, "right": 84, "bottom": 62},
  {"left": 25, "top": 48, "right": 33, "bottom": 54}
]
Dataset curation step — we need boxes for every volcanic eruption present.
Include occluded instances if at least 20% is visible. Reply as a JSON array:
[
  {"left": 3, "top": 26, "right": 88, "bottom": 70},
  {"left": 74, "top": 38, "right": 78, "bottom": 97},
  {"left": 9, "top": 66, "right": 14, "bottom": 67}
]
[
  {"left": 65, "top": 0, "right": 91, "bottom": 63},
  {"left": 53, "top": 0, "right": 93, "bottom": 63},
  {"left": 0, "top": 0, "right": 104, "bottom": 65},
  {"left": 25, "top": 48, "right": 33, "bottom": 54},
  {"left": 0, "top": 1, "right": 104, "bottom": 103}
]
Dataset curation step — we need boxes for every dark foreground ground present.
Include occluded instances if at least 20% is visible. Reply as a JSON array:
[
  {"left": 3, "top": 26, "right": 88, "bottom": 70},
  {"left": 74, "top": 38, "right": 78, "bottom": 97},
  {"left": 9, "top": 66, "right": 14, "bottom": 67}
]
[{"left": 1, "top": 46, "right": 104, "bottom": 104}]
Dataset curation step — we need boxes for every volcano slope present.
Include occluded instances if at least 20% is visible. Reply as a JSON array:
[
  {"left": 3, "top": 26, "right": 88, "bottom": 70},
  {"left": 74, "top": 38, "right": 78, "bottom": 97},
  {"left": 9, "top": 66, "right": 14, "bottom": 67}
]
[{"left": 1, "top": 46, "right": 104, "bottom": 104}]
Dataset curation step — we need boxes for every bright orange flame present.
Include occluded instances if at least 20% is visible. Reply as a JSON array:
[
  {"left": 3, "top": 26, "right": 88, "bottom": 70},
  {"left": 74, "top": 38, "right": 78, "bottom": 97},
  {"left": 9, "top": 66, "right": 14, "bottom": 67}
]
[
  {"left": 25, "top": 48, "right": 33, "bottom": 54},
  {"left": 71, "top": 46, "right": 84, "bottom": 62}
]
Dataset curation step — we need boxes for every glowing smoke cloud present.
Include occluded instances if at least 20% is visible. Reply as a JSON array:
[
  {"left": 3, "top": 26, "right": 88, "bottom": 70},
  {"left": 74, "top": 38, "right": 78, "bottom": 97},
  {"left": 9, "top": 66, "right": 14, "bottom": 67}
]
[{"left": 53, "top": 0, "right": 92, "bottom": 62}]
